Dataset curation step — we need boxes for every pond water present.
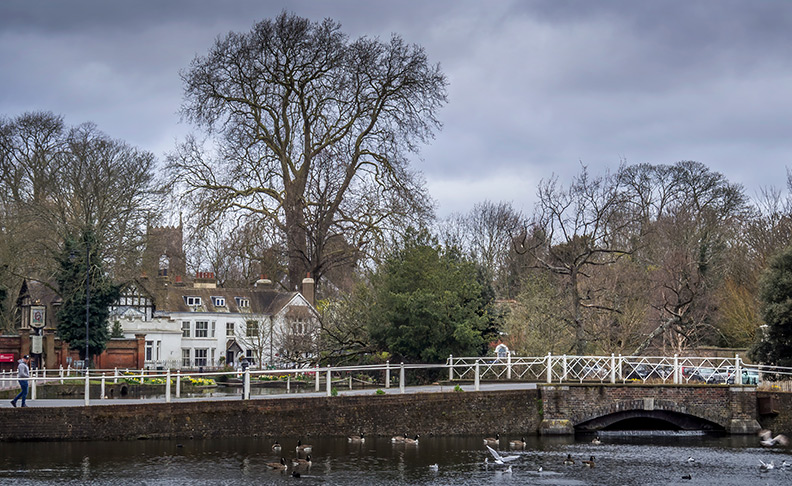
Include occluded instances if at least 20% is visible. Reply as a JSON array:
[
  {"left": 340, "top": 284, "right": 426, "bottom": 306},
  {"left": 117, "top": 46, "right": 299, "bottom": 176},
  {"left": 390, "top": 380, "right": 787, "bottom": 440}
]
[{"left": 1, "top": 433, "right": 790, "bottom": 485}]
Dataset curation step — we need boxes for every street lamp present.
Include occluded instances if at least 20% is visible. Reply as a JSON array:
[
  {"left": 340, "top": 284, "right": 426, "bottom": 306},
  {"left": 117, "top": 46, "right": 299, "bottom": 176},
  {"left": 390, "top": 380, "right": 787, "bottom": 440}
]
[{"left": 84, "top": 238, "right": 90, "bottom": 371}]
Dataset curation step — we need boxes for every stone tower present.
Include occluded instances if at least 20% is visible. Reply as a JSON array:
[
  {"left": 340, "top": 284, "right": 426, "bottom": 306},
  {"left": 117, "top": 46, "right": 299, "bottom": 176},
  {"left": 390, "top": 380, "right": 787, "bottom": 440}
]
[{"left": 142, "top": 225, "right": 186, "bottom": 282}]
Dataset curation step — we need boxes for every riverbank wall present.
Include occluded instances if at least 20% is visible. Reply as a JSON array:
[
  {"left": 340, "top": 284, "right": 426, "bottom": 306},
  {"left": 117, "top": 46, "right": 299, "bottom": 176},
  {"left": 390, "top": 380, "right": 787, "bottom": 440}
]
[{"left": 0, "top": 389, "right": 541, "bottom": 442}]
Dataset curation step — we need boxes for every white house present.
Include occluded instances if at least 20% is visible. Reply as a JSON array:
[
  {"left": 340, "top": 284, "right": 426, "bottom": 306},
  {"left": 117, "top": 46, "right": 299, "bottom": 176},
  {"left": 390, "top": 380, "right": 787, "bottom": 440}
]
[{"left": 110, "top": 275, "right": 320, "bottom": 370}]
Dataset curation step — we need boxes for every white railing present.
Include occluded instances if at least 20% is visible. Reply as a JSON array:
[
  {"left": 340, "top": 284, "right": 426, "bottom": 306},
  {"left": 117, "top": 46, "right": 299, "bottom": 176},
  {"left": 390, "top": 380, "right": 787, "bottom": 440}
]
[
  {"left": 2, "top": 354, "right": 790, "bottom": 407},
  {"left": 447, "top": 353, "right": 787, "bottom": 386}
]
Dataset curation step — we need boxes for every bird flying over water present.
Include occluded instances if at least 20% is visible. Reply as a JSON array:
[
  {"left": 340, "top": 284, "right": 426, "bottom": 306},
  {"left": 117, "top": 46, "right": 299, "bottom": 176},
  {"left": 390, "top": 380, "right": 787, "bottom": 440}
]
[
  {"left": 759, "top": 429, "right": 789, "bottom": 447},
  {"left": 486, "top": 445, "right": 519, "bottom": 465}
]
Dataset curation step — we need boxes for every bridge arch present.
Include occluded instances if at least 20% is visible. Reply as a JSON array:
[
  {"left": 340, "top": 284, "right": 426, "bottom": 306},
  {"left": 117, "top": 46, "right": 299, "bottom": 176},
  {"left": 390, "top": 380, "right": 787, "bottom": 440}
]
[{"left": 572, "top": 399, "right": 727, "bottom": 431}]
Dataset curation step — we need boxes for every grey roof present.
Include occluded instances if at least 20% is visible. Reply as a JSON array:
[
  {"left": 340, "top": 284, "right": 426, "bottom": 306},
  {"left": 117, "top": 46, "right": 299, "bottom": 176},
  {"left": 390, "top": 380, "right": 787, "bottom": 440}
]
[{"left": 157, "top": 286, "right": 306, "bottom": 316}]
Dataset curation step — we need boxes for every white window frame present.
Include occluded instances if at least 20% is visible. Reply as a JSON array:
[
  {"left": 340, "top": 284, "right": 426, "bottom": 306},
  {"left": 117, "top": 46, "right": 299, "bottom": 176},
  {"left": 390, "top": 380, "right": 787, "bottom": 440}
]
[
  {"left": 212, "top": 296, "right": 226, "bottom": 307},
  {"left": 181, "top": 348, "right": 191, "bottom": 367},
  {"left": 235, "top": 297, "right": 250, "bottom": 308},
  {"left": 184, "top": 296, "right": 202, "bottom": 306},
  {"left": 226, "top": 322, "right": 235, "bottom": 337},
  {"left": 182, "top": 321, "right": 191, "bottom": 338},
  {"left": 195, "top": 348, "right": 208, "bottom": 367},
  {"left": 195, "top": 321, "right": 208, "bottom": 338}
]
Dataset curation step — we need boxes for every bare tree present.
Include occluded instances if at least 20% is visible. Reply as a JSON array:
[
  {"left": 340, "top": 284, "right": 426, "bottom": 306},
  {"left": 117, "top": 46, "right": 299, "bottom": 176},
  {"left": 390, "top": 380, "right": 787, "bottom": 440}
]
[
  {"left": 168, "top": 12, "right": 446, "bottom": 290},
  {"left": 0, "top": 112, "right": 160, "bottom": 282},
  {"left": 515, "top": 166, "right": 640, "bottom": 354}
]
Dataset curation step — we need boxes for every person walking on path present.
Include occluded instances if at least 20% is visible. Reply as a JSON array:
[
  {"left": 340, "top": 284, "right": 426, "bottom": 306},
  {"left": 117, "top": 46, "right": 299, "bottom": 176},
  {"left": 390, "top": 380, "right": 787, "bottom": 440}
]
[{"left": 11, "top": 355, "right": 30, "bottom": 407}]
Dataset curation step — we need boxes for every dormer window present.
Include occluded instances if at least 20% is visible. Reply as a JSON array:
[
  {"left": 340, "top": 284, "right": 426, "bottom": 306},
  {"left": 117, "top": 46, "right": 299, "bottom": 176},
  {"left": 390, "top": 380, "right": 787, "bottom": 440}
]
[
  {"left": 211, "top": 296, "right": 226, "bottom": 307},
  {"left": 184, "top": 296, "right": 202, "bottom": 306},
  {"left": 235, "top": 297, "right": 250, "bottom": 308}
]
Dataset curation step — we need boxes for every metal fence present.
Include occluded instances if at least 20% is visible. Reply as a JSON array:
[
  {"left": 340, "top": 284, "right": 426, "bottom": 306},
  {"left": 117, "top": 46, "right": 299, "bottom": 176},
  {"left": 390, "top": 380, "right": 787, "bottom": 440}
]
[
  {"left": 447, "top": 353, "right": 792, "bottom": 386},
  {"left": 2, "top": 354, "right": 790, "bottom": 407}
]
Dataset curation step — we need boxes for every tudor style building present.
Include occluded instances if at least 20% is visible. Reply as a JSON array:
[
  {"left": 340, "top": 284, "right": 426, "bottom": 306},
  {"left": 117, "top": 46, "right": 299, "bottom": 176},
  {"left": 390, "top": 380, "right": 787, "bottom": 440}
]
[{"left": 110, "top": 225, "right": 320, "bottom": 370}]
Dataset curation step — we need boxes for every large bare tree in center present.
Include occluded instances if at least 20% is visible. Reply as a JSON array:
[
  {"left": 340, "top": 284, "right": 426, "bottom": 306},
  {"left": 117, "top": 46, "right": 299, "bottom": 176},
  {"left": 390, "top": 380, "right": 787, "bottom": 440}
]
[{"left": 169, "top": 12, "right": 447, "bottom": 289}]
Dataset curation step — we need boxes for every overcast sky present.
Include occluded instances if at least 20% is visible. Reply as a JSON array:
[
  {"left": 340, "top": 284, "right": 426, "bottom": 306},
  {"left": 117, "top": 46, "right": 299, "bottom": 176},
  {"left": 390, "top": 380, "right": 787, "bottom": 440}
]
[{"left": 1, "top": 1, "right": 791, "bottom": 219}]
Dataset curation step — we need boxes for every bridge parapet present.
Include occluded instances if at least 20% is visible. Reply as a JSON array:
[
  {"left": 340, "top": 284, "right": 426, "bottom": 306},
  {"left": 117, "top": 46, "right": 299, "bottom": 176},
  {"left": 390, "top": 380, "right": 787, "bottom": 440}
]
[{"left": 538, "top": 384, "right": 761, "bottom": 435}]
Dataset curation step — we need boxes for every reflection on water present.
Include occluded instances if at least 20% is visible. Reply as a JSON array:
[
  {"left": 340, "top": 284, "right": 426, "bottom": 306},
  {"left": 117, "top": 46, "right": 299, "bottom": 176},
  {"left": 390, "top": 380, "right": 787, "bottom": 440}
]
[{"left": 0, "top": 433, "right": 790, "bottom": 485}]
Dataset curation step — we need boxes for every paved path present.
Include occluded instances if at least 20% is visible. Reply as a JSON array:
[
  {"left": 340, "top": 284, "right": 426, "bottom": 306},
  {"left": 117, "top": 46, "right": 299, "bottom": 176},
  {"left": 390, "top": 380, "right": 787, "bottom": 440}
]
[{"left": 7, "top": 382, "right": 538, "bottom": 408}]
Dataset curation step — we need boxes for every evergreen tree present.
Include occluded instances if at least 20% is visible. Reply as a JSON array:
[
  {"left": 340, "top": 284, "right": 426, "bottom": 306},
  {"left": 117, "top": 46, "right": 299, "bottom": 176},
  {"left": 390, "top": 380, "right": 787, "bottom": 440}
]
[
  {"left": 367, "top": 229, "right": 494, "bottom": 363},
  {"left": 749, "top": 245, "right": 792, "bottom": 368},
  {"left": 56, "top": 230, "right": 121, "bottom": 365}
]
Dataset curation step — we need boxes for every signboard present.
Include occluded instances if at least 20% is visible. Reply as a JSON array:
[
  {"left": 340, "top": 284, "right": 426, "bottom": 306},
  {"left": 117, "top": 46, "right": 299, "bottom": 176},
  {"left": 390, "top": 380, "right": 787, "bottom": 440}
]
[
  {"left": 0, "top": 353, "right": 14, "bottom": 363},
  {"left": 30, "top": 305, "right": 46, "bottom": 328},
  {"left": 31, "top": 335, "right": 43, "bottom": 354}
]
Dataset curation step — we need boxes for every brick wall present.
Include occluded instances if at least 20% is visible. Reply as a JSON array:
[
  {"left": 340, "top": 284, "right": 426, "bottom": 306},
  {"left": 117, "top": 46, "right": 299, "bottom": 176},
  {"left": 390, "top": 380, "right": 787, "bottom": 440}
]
[{"left": 0, "top": 389, "right": 541, "bottom": 442}]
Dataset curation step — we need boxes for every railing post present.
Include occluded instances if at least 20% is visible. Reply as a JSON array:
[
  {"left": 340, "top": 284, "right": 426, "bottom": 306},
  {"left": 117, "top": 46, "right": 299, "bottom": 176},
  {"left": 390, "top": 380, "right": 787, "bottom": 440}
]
[
  {"left": 610, "top": 353, "right": 616, "bottom": 384},
  {"left": 673, "top": 354, "right": 680, "bottom": 384},
  {"left": 31, "top": 374, "right": 37, "bottom": 400},
  {"left": 735, "top": 354, "right": 742, "bottom": 385},
  {"left": 287, "top": 374, "right": 291, "bottom": 393},
  {"left": 176, "top": 370, "right": 181, "bottom": 398},
  {"left": 84, "top": 371, "right": 90, "bottom": 406},
  {"left": 101, "top": 373, "right": 106, "bottom": 400},
  {"left": 507, "top": 351, "right": 512, "bottom": 380},
  {"left": 399, "top": 362, "right": 405, "bottom": 394},
  {"left": 385, "top": 361, "right": 391, "bottom": 389},
  {"left": 244, "top": 368, "right": 250, "bottom": 400},
  {"left": 315, "top": 363, "right": 321, "bottom": 392},
  {"left": 114, "top": 367, "right": 118, "bottom": 384},
  {"left": 326, "top": 367, "right": 332, "bottom": 397},
  {"left": 60, "top": 365, "right": 64, "bottom": 384},
  {"left": 562, "top": 355, "right": 568, "bottom": 382},
  {"left": 546, "top": 353, "right": 552, "bottom": 384},
  {"left": 448, "top": 355, "right": 454, "bottom": 381},
  {"left": 140, "top": 368, "right": 144, "bottom": 384},
  {"left": 474, "top": 360, "right": 480, "bottom": 391},
  {"left": 165, "top": 369, "right": 171, "bottom": 403},
  {"left": 618, "top": 354, "right": 623, "bottom": 382}
]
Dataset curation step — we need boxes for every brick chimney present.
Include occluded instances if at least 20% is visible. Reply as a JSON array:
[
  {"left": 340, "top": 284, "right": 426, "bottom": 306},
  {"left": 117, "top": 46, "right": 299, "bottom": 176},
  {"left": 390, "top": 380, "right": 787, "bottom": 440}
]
[
  {"left": 301, "top": 273, "right": 315, "bottom": 307},
  {"left": 254, "top": 274, "right": 272, "bottom": 290},
  {"left": 194, "top": 271, "right": 217, "bottom": 289}
]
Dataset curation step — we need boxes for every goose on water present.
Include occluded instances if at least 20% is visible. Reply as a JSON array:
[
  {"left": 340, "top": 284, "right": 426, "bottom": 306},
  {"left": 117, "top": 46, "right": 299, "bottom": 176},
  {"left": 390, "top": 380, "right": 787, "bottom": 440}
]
[
  {"left": 509, "top": 437, "right": 526, "bottom": 449},
  {"left": 563, "top": 454, "right": 575, "bottom": 465},
  {"left": 483, "top": 433, "right": 500, "bottom": 445},
  {"left": 271, "top": 441, "right": 282, "bottom": 452},
  {"left": 348, "top": 433, "right": 365, "bottom": 443},
  {"left": 293, "top": 454, "right": 312, "bottom": 467},
  {"left": 404, "top": 435, "right": 420, "bottom": 445},
  {"left": 266, "top": 457, "right": 287, "bottom": 470},
  {"left": 296, "top": 440, "right": 313, "bottom": 453},
  {"left": 582, "top": 456, "right": 595, "bottom": 468}
]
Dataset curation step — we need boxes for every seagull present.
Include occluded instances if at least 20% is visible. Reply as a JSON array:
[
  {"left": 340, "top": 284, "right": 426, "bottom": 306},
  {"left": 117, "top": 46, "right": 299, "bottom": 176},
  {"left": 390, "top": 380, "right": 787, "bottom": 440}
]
[
  {"left": 591, "top": 437, "right": 602, "bottom": 445},
  {"left": 486, "top": 445, "right": 519, "bottom": 464},
  {"left": 686, "top": 456, "right": 695, "bottom": 463},
  {"left": 265, "top": 457, "right": 287, "bottom": 470},
  {"left": 563, "top": 454, "right": 575, "bottom": 465},
  {"left": 759, "top": 429, "right": 789, "bottom": 447},
  {"left": 782, "top": 460, "right": 791, "bottom": 468},
  {"left": 537, "top": 466, "right": 543, "bottom": 473},
  {"left": 582, "top": 456, "right": 596, "bottom": 468},
  {"left": 483, "top": 434, "right": 500, "bottom": 446},
  {"left": 429, "top": 463, "right": 439, "bottom": 471},
  {"left": 759, "top": 459, "right": 774, "bottom": 471}
]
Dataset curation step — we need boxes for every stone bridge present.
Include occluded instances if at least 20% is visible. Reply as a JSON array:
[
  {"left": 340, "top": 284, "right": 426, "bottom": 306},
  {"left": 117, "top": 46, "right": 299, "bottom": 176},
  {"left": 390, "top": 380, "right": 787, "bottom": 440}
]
[{"left": 538, "top": 384, "right": 761, "bottom": 435}]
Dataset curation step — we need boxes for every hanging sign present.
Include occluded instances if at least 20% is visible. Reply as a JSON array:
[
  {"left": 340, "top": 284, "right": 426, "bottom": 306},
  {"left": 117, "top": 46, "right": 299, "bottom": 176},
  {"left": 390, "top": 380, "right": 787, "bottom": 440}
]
[{"left": 30, "top": 306, "right": 46, "bottom": 328}]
